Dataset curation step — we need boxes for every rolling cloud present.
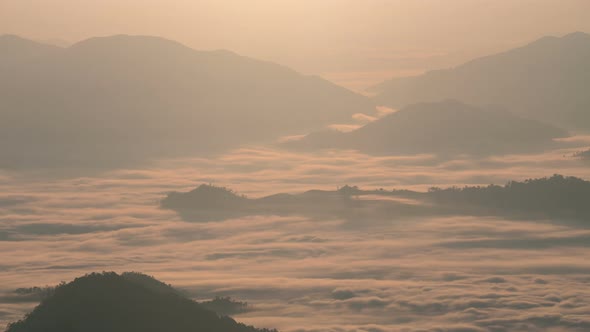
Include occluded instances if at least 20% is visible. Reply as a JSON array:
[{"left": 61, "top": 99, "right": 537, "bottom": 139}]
[{"left": 1, "top": 146, "right": 590, "bottom": 331}]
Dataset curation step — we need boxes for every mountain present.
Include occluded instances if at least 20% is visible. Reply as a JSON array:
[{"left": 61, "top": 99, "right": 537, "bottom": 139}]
[
  {"left": 162, "top": 184, "right": 248, "bottom": 210},
  {"left": 0, "top": 35, "right": 61, "bottom": 67},
  {"left": 162, "top": 184, "right": 422, "bottom": 222},
  {"left": 5, "top": 272, "right": 276, "bottom": 332},
  {"left": 284, "top": 100, "right": 568, "bottom": 156},
  {"left": 426, "top": 174, "right": 590, "bottom": 220},
  {"left": 163, "top": 176, "right": 590, "bottom": 222},
  {"left": 0, "top": 34, "right": 375, "bottom": 169},
  {"left": 371, "top": 32, "right": 590, "bottom": 130}
]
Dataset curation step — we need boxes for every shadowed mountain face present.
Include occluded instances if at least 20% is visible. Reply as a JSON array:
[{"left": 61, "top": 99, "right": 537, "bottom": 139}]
[
  {"left": 371, "top": 32, "right": 590, "bottom": 130},
  {"left": 283, "top": 100, "right": 568, "bottom": 156},
  {"left": 163, "top": 175, "right": 590, "bottom": 223},
  {"left": 5, "top": 272, "right": 275, "bottom": 332},
  {"left": 0, "top": 34, "right": 374, "bottom": 169}
]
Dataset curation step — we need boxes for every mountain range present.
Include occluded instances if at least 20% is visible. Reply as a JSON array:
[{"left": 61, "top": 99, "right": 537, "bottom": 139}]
[
  {"left": 0, "top": 34, "right": 374, "bottom": 169},
  {"left": 162, "top": 175, "right": 590, "bottom": 222},
  {"left": 2, "top": 32, "right": 589, "bottom": 169},
  {"left": 371, "top": 32, "right": 590, "bottom": 131}
]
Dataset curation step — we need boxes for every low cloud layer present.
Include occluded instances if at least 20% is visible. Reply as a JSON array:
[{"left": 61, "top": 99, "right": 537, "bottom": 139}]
[{"left": 1, "top": 146, "right": 590, "bottom": 331}]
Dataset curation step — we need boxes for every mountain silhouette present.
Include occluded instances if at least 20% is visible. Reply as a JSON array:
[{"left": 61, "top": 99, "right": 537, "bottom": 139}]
[
  {"left": 425, "top": 174, "right": 590, "bottom": 220},
  {"left": 371, "top": 32, "right": 590, "bottom": 130},
  {"left": 0, "top": 35, "right": 60, "bottom": 67},
  {"left": 163, "top": 175, "right": 590, "bottom": 222},
  {"left": 5, "top": 272, "right": 276, "bottom": 332},
  {"left": 0, "top": 34, "right": 375, "bottom": 169},
  {"left": 161, "top": 184, "right": 380, "bottom": 221},
  {"left": 284, "top": 100, "right": 567, "bottom": 156}
]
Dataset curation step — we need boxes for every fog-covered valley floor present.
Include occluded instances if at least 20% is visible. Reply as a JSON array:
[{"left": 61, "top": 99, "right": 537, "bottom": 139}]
[{"left": 2, "top": 145, "right": 590, "bottom": 332}]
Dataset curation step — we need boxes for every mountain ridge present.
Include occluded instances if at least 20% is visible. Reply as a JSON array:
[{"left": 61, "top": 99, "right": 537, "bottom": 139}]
[
  {"left": 5, "top": 272, "right": 276, "bottom": 332},
  {"left": 371, "top": 32, "right": 590, "bottom": 130},
  {"left": 0, "top": 34, "right": 375, "bottom": 170},
  {"left": 283, "top": 100, "right": 568, "bottom": 156}
]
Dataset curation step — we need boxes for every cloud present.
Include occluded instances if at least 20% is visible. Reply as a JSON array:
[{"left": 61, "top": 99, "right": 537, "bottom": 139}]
[
  {"left": 327, "top": 124, "right": 362, "bottom": 132},
  {"left": 2, "top": 145, "right": 590, "bottom": 331}
]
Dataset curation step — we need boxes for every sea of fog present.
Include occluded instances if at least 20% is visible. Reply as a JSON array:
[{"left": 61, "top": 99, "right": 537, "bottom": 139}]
[{"left": 1, "top": 146, "right": 590, "bottom": 331}]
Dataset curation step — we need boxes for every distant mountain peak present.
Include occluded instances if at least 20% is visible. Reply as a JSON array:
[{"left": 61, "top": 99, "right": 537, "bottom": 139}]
[
  {"left": 527, "top": 31, "right": 590, "bottom": 48},
  {"left": 562, "top": 31, "right": 590, "bottom": 40},
  {"left": 0, "top": 34, "right": 26, "bottom": 42},
  {"left": 0, "top": 34, "right": 59, "bottom": 48},
  {"left": 372, "top": 32, "right": 590, "bottom": 130},
  {"left": 0, "top": 34, "right": 61, "bottom": 67},
  {"left": 73, "top": 34, "right": 179, "bottom": 45},
  {"left": 68, "top": 34, "right": 193, "bottom": 54}
]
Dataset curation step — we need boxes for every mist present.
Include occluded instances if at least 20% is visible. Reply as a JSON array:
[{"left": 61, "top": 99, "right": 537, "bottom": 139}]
[{"left": 2, "top": 1, "right": 590, "bottom": 332}]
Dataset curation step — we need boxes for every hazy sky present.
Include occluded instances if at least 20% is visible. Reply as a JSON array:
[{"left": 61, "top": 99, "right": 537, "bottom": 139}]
[{"left": 2, "top": 0, "right": 590, "bottom": 90}]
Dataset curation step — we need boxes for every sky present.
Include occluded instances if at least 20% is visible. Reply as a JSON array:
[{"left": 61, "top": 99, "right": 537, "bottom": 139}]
[{"left": 2, "top": 0, "right": 590, "bottom": 90}]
